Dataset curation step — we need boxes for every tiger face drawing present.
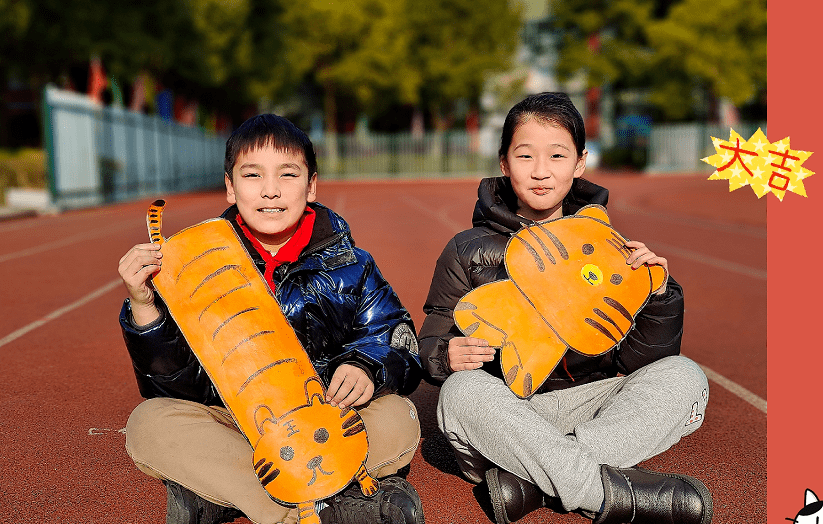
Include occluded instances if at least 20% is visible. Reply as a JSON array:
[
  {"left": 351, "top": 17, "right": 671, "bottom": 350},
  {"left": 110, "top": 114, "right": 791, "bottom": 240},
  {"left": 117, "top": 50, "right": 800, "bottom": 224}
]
[
  {"left": 252, "top": 378, "right": 375, "bottom": 502},
  {"left": 146, "top": 200, "right": 375, "bottom": 524},
  {"left": 454, "top": 205, "right": 667, "bottom": 398}
]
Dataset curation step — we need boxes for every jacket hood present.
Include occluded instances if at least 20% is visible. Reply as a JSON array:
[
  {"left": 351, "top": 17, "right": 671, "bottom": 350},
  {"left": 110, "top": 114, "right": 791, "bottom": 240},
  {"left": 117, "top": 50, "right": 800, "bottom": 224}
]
[{"left": 471, "top": 176, "right": 610, "bottom": 235}]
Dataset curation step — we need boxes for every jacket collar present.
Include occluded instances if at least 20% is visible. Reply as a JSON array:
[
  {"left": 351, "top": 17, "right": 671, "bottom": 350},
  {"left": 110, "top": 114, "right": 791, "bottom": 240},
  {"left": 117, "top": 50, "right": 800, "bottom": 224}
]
[
  {"left": 471, "top": 176, "right": 610, "bottom": 235},
  {"left": 221, "top": 202, "right": 356, "bottom": 271}
]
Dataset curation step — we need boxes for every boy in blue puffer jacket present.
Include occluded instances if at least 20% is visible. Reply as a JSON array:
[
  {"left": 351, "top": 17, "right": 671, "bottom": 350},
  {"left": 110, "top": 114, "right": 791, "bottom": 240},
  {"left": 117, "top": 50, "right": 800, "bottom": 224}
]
[{"left": 118, "top": 114, "right": 424, "bottom": 524}]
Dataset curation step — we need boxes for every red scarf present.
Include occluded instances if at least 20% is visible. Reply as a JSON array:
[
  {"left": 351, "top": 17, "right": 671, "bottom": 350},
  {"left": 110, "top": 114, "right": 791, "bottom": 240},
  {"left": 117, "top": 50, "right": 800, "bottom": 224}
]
[{"left": 236, "top": 207, "right": 316, "bottom": 290}]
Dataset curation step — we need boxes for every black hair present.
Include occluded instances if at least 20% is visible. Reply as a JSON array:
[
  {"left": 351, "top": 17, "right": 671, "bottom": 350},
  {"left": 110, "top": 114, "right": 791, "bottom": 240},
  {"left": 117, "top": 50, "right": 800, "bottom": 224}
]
[
  {"left": 224, "top": 114, "right": 318, "bottom": 178},
  {"left": 498, "top": 92, "right": 586, "bottom": 160}
]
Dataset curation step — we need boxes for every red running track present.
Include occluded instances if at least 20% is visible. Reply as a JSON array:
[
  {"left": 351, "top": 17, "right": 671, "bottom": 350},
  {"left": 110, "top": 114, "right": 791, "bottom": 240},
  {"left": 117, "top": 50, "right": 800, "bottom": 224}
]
[{"left": 0, "top": 173, "right": 765, "bottom": 524}]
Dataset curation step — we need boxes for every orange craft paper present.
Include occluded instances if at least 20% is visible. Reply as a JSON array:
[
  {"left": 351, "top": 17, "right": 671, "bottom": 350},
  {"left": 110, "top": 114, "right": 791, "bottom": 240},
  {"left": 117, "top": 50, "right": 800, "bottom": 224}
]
[
  {"left": 454, "top": 205, "right": 666, "bottom": 398},
  {"left": 147, "top": 200, "right": 376, "bottom": 524}
]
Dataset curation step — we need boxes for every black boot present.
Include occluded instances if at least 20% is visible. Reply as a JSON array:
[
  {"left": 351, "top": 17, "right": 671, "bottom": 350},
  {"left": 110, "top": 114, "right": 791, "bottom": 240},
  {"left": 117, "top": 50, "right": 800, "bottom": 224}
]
[
  {"left": 593, "top": 465, "right": 713, "bottom": 524},
  {"left": 486, "top": 467, "right": 546, "bottom": 524},
  {"left": 164, "top": 480, "right": 243, "bottom": 524},
  {"left": 319, "top": 475, "right": 425, "bottom": 524}
]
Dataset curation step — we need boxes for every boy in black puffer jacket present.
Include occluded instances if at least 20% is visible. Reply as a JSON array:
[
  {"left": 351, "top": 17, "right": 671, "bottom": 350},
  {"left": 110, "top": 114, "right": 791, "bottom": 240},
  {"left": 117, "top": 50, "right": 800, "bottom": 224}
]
[{"left": 119, "top": 114, "right": 424, "bottom": 524}]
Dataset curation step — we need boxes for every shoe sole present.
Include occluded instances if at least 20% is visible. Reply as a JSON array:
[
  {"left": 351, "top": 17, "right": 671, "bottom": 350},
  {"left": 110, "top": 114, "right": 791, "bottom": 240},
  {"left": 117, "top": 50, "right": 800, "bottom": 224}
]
[
  {"left": 634, "top": 467, "right": 714, "bottom": 524},
  {"left": 485, "top": 468, "right": 511, "bottom": 524}
]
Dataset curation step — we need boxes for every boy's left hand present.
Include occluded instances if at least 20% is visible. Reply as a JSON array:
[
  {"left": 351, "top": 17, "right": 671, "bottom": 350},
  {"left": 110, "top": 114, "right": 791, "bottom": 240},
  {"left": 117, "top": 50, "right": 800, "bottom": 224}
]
[
  {"left": 625, "top": 240, "right": 669, "bottom": 295},
  {"left": 327, "top": 364, "right": 375, "bottom": 409}
]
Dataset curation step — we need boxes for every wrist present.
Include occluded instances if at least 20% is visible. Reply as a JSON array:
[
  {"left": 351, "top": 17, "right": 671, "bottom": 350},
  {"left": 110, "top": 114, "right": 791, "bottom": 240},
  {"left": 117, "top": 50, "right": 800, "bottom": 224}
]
[{"left": 129, "top": 300, "right": 161, "bottom": 327}]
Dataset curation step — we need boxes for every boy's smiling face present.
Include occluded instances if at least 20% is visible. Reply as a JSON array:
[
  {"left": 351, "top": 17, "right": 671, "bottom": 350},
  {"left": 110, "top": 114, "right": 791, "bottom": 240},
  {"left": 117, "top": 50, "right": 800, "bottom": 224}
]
[
  {"left": 501, "top": 118, "right": 587, "bottom": 222},
  {"left": 225, "top": 144, "right": 317, "bottom": 253}
]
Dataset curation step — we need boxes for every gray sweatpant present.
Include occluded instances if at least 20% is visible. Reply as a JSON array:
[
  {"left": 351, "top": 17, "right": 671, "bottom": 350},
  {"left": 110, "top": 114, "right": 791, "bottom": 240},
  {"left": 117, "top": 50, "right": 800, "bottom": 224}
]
[{"left": 437, "top": 355, "right": 708, "bottom": 513}]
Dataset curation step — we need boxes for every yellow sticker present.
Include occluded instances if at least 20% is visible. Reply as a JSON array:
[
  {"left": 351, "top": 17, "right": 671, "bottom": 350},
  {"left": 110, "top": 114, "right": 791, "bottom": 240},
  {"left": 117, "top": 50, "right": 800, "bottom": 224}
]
[
  {"left": 581, "top": 264, "right": 603, "bottom": 286},
  {"left": 702, "top": 128, "right": 815, "bottom": 201}
]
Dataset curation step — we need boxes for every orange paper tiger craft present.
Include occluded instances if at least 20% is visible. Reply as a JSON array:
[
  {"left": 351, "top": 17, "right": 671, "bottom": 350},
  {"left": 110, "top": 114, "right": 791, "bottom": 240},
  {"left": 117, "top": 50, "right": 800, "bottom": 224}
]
[
  {"left": 454, "top": 205, "right": 667, "bottom": 399},
  {"left": 146, "top": 200, "right": 376, "bottom": 524}
]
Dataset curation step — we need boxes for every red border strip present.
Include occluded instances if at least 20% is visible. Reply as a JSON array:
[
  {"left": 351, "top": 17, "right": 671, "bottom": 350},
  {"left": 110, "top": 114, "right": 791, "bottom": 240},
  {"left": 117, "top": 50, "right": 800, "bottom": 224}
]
[{"left": 768, "top": 0, "right": 823, "bottom": 520}]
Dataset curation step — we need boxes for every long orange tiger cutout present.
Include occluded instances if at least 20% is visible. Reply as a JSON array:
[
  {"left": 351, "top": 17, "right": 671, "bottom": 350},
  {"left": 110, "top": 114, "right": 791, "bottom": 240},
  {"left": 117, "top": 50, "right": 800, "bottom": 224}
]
[
  {"left": 146, "top": 200, "right": 376, "bottom": 524},
  {"left": 454, "top": 205, "right": 667, "bottom": 398}
]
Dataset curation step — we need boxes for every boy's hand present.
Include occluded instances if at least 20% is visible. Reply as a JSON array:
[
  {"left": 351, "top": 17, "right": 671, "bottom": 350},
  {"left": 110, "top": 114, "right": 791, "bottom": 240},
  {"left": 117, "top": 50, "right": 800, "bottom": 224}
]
[
  {"left": 625, "top": 240, "right": 669, "bottom": 295},
  {"left": 327, "top": 364, "right": 375, "bottom": 409},
  {"left": 447, "top": 337, "right": 496, "bottom": 372},
  {"left": 118, "top": 243, "right": 162, "bottom": 325}
]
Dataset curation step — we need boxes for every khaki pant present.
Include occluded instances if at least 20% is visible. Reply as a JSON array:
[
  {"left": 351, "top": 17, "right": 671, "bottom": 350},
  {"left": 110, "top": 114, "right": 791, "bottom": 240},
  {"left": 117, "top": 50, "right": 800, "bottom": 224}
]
[{"left": 126, "top": 395, "right": 420, "bottom": 524}]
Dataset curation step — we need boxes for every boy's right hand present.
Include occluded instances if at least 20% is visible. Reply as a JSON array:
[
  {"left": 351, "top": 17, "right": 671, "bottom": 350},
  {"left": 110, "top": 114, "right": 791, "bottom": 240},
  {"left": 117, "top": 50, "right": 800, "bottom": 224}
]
[
  {"left": 118, "top": 243, "right": 162, "bottom": 326},
  {"left": 447, "top": 337, "right": 496, "bottom": 372}
]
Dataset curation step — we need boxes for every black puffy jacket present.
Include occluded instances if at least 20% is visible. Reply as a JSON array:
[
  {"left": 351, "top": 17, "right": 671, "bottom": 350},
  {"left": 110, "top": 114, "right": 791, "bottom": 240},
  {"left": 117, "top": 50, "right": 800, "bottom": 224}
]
[
  {"left": 418, "top": 177, "right": 684, "bottom": 393},
  {"left": 121, "top": 202, "right": 423, "bottom": 406}
]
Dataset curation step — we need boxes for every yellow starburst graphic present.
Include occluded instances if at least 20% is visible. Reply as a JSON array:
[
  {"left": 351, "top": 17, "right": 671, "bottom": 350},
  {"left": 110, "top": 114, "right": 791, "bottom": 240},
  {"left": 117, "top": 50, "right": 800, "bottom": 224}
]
[{"left": 702, "top": 128, "right": 814, "bottom": 201}]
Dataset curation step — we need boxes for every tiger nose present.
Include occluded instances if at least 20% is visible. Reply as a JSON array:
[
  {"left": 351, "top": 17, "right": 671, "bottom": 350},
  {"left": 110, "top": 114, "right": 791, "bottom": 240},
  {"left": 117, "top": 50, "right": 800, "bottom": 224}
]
[{"left": 307, "top": 455, "right": 322, "bottom": 469}]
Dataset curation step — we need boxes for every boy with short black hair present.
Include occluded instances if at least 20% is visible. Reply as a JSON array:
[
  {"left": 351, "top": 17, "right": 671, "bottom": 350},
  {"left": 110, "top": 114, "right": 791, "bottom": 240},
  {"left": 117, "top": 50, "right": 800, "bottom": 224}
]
[
  {"left": 419, "top": 93, "right": 712, "bottom": 524},
  {"left": 119, "top": 114, "right": 425, "bottom": 524}
]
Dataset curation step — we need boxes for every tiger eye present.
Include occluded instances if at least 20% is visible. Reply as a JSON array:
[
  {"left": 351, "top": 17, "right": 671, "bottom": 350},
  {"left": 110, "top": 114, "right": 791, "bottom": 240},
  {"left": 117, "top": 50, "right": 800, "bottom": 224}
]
[
  {"left": 314, "top": 428, "right": 330, "bottom": 444},
  {"left": 610, "top": 274, "right": 623, "bottom": 285},
  {"left": 280, "top": 446, "right": 295, "bottom": 461},
  {"left": 582, "top": 244, "right": 594, "bottom": 255}
]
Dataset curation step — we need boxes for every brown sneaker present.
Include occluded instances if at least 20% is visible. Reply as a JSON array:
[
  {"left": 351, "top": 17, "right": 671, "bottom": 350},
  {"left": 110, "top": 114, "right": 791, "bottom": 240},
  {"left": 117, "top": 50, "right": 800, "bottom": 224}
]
[
  {"left": 163, "top": 480, "right": 243, "bottom": 524},
  {"left": 320, "top": 475, "right": 425, "bottom": 524}
]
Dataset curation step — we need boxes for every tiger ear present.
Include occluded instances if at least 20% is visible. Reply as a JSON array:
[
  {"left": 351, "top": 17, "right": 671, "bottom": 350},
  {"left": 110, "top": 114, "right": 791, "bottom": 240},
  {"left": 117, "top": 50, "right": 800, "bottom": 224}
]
[
  {"left": 576, "top": 204, "right": 610, "bottom": 224},
  {"left": 304, "top": 376, "right": 326, "bottom": 405},
  {"left": 254, "top": 405, "right": 277, "bottom": 434},
  {"left": 649, "top": 264, "right": 668, "bottom": 294}
]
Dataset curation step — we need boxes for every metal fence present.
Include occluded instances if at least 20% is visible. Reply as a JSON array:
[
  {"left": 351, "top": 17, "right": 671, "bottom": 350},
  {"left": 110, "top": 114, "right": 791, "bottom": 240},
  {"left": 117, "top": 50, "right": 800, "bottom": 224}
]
[
  {"left": 314, "top": 131, "right": 490, "bottom": 179},
  {"left": 43, "top": 85, "right": 226, "bottom": 209},
  {"left": 646, "top": 122, "right": 767, "bottom": 174},
  {"left": 42, "top": 84, "right": 766, "bottom": 209}
]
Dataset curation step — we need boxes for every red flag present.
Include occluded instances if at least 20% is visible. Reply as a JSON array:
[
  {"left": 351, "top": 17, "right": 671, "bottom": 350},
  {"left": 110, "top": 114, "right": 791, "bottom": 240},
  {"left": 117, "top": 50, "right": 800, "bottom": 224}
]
[{"left": 88, "top": 56, "right": 108, "bottom": 103}]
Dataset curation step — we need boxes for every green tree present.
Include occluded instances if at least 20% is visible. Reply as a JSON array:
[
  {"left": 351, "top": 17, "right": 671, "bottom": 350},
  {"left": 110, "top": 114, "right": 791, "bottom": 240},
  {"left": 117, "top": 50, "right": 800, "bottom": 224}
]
[
  {"left": 281, "top": 0, "right": 420, "bottom": 127},
  {"left": 405, "top": 0, "right": 521, "bottom": 130},
  {"left": 280, "top": 0, "right": 421, "bottom": 169},
  {"left": 0, "top": 0, "right": 30, "bottom": 45},
  {"left": 551, "top": 0, "right": 766, "bottom": 120},
  {"left": 646, "top": 0, "right": 766, "bottom": 118},
  {"left": 0, "top": 0, "right": 290, "bottom": 128}
]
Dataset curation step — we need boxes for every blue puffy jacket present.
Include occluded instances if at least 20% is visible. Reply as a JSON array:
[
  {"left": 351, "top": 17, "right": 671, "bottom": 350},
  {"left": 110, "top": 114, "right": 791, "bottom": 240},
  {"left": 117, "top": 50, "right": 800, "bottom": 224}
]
[{"left": 120, "top": 202, "right": 423, "bottom": 406}]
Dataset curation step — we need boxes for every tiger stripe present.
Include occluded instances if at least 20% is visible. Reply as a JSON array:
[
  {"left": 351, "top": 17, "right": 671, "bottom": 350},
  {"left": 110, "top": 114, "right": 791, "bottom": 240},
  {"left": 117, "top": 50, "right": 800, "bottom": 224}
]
[
  {"left": 584, "top": 317, "right": 618, "bottom": 343},
  {"left": 603, "top": 297, "right": 633, "bottom": 323},
  {"left": 525, "top": 227, "right": 556, "bottom": 265},
  {"left": 237, "top": 358, "right": 299, "bottom": 395},
  {"left": 535, "top": 223, "right": 569, "bottom": 260},
  {"left": 176, "top": 246, "right": 230, "bottom": 282},
  {"left": 146, "top": 199, "right": 166, "bottom": 245},
  {"left": 199, "top": 283, "right": 251, "bottom": 322},
  {"left": 211, "top": 307, "right": 258, "bottom": 340},
  {"left": 189, "top": 265, "right": 246, "bottom": 299},
  {"left": 593, "top": 308, "right": 625, "bottom": 337},
  {"left": 222, "top": 330, "right": 278, "bottom": 363},
  {"left": 514, "top": 236, "right": 545, "bottom": 272}
]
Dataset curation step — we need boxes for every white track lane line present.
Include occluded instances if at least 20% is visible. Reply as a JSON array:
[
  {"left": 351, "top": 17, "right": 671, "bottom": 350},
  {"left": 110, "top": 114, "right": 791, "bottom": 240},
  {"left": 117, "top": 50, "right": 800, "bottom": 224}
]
[
  {"left": 0, "top": 278, "right": 122, "bottom": 349},
  {"left": 0, "top": 201, "right": 217, "bottom": 264},
  {"left": 402, "top": 194, "right": 767, "bottom": 414},
  {"left": 644, "top": 241, "right": 767, "bottom": 281},
  {"left": 610, "top": 201, "right": 766, "bottom": 239},
  {"left": 699, "top": 364, "right": 767, "bottom": 414}
]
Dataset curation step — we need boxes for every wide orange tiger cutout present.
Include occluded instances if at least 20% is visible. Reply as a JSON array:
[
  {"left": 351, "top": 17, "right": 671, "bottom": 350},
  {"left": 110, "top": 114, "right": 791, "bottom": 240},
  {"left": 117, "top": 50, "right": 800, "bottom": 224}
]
[
  {"left": 454, "top": 205, "right": 667, "bottom": 399},
  {"left": 146, "top": 200, "right": 376, "bottom": 524}
]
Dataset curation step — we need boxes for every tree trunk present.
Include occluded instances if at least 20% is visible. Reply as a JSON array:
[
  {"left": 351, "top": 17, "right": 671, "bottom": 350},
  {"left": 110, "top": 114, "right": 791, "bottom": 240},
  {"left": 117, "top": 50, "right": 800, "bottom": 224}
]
[{"left": 323, "top": 80, "right": 339, "bottom": 175}]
